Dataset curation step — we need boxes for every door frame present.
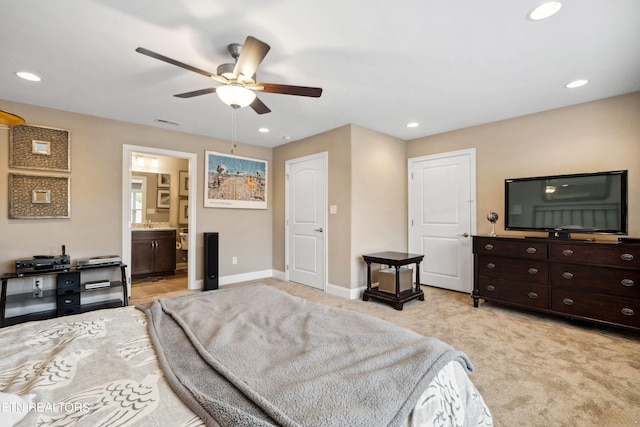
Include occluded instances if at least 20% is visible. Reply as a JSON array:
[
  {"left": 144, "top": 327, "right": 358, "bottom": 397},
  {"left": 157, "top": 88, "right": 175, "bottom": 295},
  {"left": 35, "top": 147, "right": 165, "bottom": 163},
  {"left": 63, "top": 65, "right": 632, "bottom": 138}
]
[
  {"left": 407, "top": 148, "right": 477, "bottom": 290},
  {"left": 284, "top": 151, "right": 328, "bottom": 290},
  {"left": 122, "top": 145, "right": 198, "bottom": 295}
]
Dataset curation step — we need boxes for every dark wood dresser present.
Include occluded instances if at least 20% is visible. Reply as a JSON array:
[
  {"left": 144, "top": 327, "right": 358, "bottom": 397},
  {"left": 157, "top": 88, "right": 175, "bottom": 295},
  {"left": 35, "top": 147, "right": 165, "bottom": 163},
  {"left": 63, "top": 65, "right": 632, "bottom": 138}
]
[{"left": 472, "top": 236, "right": 640, "bottom": 331}]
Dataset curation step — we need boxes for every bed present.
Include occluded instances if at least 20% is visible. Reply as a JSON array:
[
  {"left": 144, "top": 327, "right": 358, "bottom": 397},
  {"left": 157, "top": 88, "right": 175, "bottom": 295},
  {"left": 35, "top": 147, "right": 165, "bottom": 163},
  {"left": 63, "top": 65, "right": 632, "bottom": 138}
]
[{"left": 0, "top": 284, "right": 492, "bottom": 427}]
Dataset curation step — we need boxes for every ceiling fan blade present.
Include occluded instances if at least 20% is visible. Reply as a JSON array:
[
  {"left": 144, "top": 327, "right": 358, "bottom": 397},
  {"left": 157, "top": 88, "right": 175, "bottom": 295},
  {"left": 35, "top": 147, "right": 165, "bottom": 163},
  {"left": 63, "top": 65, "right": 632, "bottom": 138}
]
[
  {"left": 174, "top": 88, "right": 217, "bottom": 98},
  {"left": 250, "top": 97, "right": 271, "bottom": 114},
  {"left": 233, "top": 36, "right": 270, "bottom": 81},
  {"left": 136, "top": 47, "right": 215, "bottom": 78},
  {"left": 259, "top": 83, "right": 323, "bottom": 98}
]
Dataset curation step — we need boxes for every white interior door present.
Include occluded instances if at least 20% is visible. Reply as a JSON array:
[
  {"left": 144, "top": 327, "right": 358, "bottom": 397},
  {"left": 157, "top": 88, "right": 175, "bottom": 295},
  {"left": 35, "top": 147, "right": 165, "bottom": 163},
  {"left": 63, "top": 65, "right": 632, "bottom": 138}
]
[
  {"left": 409, "top": 149, "right": 476, "bottom": 293},
  {"left": 286, "top": 153, "right": 327, "bottom": 290}
]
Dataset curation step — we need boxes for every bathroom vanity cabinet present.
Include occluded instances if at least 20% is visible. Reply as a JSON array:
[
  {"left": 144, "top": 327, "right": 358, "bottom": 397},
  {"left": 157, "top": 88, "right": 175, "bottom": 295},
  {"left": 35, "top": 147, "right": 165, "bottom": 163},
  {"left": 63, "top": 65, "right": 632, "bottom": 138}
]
[{"left": 131, "top": 230, "right": 176, "bottom": 278}]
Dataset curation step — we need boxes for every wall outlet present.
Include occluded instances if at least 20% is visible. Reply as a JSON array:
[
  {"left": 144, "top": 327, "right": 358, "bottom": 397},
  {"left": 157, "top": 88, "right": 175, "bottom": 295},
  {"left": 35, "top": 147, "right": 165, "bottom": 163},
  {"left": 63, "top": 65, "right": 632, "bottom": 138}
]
[
  {"left": 32, "top": 276, "right": 44, "bottom": 298},
  {"left": 232, "top": 256, "right": 238, "bottom": 265}
]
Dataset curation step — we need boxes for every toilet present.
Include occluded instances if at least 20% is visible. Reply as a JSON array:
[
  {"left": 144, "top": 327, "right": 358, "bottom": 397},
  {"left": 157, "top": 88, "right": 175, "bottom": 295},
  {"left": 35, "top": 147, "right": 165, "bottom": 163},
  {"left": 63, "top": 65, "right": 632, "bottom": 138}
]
[{"left": 179, "top": 228, "right": 189, "bottom": 251}]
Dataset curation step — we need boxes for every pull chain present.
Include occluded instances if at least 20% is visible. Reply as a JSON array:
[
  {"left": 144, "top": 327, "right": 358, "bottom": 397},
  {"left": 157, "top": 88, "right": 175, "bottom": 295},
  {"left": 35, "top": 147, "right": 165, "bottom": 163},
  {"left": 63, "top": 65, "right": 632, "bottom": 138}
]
[{"left": 231, "top": 108, "right": 238, "bottom": 154}]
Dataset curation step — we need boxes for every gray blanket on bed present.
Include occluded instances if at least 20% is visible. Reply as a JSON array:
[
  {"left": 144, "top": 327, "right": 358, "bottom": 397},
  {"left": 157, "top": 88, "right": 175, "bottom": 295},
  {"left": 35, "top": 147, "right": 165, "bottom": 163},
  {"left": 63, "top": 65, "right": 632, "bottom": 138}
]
[{"left": 140, "top": 284, "right": 472, "bottom": 427}]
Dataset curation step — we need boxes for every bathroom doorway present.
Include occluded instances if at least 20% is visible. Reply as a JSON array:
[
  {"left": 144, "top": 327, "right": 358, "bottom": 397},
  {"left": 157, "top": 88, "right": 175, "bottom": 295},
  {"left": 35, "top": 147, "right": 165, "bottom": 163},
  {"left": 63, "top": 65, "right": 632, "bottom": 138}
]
[{"left": 122, "top": 145, "right": 197, "bottom": 299}]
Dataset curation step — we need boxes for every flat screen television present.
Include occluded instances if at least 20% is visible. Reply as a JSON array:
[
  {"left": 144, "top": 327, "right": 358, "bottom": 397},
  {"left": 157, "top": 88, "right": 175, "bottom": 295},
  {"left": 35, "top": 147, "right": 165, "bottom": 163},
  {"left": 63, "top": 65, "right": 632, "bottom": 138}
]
[{"left": 505, "top": 170, "right": 628, "bottom": 239}]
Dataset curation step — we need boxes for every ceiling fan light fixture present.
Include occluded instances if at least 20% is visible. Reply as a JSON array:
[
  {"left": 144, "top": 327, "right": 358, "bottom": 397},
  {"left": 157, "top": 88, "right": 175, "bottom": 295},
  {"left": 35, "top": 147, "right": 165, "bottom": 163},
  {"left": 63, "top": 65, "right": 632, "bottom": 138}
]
[
  {"left": 0, "top": 109, "right": 25, "bottom": 128},
  {"left": 216, "top": 85, "right": 256, "bottom": 109}
]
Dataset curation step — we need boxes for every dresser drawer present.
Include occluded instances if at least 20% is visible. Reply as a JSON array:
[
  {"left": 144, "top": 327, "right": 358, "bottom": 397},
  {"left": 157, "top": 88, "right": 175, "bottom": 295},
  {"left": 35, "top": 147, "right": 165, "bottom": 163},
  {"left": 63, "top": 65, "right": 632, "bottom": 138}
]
[
  {"left": 474, "top": 238, "right": 547, "bottom": 260},
  {"left": 552, "top": 289, "right": 640, "bottom": 329},
  {"left": 550, "top": 243, "right": 640, "bottom": 268},
  {"left": 57, "top": 293, "right": 81, "bottom": 317},
  {"left": 477, "top": 277, "right": 549, "bottom": 309},
  {"left": 550, "top": 263, "right": 640, "bottom": 298},
  {"left": 477, "top": 256, "right": 548, "bottom": 284},
  {"left": 57, "top": 271, "right": 81, "bottom": 294}
]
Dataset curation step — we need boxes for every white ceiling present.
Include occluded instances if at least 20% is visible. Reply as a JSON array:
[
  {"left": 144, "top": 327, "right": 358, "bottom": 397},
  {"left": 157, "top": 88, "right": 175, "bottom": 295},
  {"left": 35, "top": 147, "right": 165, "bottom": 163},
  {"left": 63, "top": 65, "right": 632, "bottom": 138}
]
[{"left": 1, "top": 0, "right": 639, "bottom": 148}]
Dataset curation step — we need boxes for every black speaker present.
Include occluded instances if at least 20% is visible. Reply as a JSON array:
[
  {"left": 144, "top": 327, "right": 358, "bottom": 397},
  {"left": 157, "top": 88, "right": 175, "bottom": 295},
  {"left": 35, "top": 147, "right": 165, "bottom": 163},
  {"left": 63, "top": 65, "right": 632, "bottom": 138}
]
[{"left": 204, "top": 232, "right": 219, "bottom": 291}]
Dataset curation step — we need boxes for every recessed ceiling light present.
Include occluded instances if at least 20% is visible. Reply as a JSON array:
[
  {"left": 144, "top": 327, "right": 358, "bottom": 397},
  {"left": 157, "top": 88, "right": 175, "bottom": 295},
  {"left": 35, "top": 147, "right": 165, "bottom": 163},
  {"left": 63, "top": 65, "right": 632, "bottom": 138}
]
[
  {"left": 15, "top": 71, "right": 42, "bottom": 82},
  {"left": 565, "top": 79, "right": 589, "bottom": 89},
  {"left": 258, "top": 127, "right": 269, "bottom": 133},
  {"left": 407, "top": 122, "right": 419, "bottom": 128},
  {"left": 528, "top": 1, "right": 562, "bottom": 21},
  {"left": 283, "top": 135, "right": 292, "bottom": 141}
]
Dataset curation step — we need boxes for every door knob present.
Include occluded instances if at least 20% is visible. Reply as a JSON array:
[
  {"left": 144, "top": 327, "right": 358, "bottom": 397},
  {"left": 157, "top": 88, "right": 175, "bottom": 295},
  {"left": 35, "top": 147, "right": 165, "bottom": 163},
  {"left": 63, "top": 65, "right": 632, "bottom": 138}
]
[
  {"left": 314, "top": 228, "right": 323, "bottom": 232},
  {"left": 460, "top": 233, "right": 469, "bottom": 237}
]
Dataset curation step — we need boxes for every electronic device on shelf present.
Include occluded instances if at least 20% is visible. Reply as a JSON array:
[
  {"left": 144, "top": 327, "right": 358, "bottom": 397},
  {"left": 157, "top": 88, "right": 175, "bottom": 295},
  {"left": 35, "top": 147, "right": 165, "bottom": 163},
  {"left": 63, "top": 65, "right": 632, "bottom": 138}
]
[
  {"left": 84, "top": 280, "right": 111, "bottom": 290},
  {"left": 76, "top": 255, "right": 122, "bottom": 269},
  {"left": 15, "top": 245, "right": 71, "bottom": 276},
  {"left": 15, "top": 255, "right": 71, "bottom": 276}
]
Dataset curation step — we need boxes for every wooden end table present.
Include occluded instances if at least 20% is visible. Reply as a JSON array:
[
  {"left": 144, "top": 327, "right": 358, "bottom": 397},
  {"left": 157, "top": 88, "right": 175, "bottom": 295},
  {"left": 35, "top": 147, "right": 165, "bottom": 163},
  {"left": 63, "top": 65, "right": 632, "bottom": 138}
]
[{"left": 362, "top": 251, "right": 425, "bottom": 310}]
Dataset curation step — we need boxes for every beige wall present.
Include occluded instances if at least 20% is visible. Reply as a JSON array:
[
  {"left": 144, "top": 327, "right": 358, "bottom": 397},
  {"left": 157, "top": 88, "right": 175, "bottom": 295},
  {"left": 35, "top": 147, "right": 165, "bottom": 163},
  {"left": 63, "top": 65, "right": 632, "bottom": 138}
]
[
  {"left": 407, "top": 92, "right": 640, "bottom": 240},
  {"left": 0, "top": 100, "right": 272, "bottom": 280},
  {"left": 350, "top": 125, "right": 407, "bottom": 286},
  {"left": 272, "top": 125, "right": 352, "bottom": 287},
  {"left": 272, "top": 124, "right": 407, "bottom": 290},
  {"left": 3, "top": 92, "right": 638, "bottom": 291}
]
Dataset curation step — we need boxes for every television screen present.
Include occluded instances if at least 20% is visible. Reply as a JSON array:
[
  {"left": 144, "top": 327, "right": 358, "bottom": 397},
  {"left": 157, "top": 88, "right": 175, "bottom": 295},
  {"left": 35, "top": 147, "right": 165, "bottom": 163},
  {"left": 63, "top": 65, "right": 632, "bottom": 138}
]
[{"left": 505, "top": 170, "right": 628, "bottom": 237}]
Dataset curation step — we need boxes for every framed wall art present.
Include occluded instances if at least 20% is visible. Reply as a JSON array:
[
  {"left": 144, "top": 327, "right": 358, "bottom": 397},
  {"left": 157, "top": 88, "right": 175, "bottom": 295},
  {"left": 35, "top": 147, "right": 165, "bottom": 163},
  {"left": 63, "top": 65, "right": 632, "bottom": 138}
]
[
  {"left": 204, "top": 151, "right": 267, "bottom": 209},
  {"left": 9, "top": 173, "right": 70, "bottom": 219},
  {"left": 157, "top": 189, "right": 170, "bottom": 209},
  {"left": 9, "top": 124, "right": 71, "bottom": 172},
  {"left": 179, "top": 199, "right": 188, "bottom": 224},
  {"left": 157, "top": 173, "right": 171, "bottom": 188},
  {"left": 179, "top": 170, "right": 189, "bottom": 196}
]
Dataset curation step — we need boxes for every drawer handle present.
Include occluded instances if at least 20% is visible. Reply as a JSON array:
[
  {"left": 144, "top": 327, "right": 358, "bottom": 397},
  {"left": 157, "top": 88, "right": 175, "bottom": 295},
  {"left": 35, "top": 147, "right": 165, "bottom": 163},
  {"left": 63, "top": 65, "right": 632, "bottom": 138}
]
[
  {"left": 528, "top": 268, "right": 538, "bottom": 275},
  {"left": 528, "top": 292, "right": 538, "bottom": 299},
  {"left": 486, "top": 263, "right": 496, "bottom": 269},
  {"left": 562, "top": 249, "right": 574, "bottom": 256},
  {"left": 64, "top": 299, "right": 73, "bottom": 304},
  {"left": 526, "top": 247, "right": 537, "bottom": 254},
  {"left": 621, "top": 253, "right": 634, "bottom": 262},
  {"left": 622, "top": 308, "right": 635, "bottom": 316},
  {"left": 562, "top": 298, "right": 574, "bottom": 306},
  {"left": 486, "top": 285, "right": 496, "bottom": 292},
  {"left": 562, "top": 272, "right": 574, "bottom": 279},
  {"left": 621, "top": 279, "right": 635, "bottom": 287},
  {"left": 65, "top": 279, "right": 74, "bottom": 285},
  {"left": 484, "top": 244, "right": 494, "bottom": 251}
]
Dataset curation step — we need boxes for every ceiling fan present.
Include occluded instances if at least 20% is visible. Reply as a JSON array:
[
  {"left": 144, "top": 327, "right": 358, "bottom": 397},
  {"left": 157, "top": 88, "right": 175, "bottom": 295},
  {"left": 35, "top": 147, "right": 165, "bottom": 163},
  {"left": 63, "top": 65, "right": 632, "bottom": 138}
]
[{"left": 135, "top": 36, "right": 322, "bottom": 114}]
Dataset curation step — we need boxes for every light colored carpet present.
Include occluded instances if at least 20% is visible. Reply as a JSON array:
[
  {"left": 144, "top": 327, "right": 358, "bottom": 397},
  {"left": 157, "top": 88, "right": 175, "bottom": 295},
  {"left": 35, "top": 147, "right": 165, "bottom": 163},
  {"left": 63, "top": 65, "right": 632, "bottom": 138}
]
[{"left": 131, "top": 277, "right": 640, "bottom": 427}]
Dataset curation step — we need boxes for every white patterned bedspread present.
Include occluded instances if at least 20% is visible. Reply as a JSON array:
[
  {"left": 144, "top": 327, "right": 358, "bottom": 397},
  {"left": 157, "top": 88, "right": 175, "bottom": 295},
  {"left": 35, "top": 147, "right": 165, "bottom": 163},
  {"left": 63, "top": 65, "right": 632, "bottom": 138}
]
[{"left": 0, "top": 306, "right": 491, "bottom": 427}]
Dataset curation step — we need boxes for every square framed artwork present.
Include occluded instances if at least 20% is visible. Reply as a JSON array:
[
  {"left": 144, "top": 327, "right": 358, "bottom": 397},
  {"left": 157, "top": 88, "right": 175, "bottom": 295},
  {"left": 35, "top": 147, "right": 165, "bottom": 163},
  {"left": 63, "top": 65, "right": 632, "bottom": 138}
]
[
  {"left": 157, "top": 189, "right": 170, "bottom": 209},
  {"left": 179, "top": 170, "right": 189, "bottom": 196},
  {"left": 158, "top": 173, "right": 171, "bottom": 188},
  {"left": 179, "top": 199, "right": 188, "bottom": 224},
  {"left": 204, "top": 151, "right": 267, "bottom": 209},
  {"left": 9, "top": 124, "right": 71, "bottom": 172},
  {"left": 9, "top": 173, "right": 70, "bottom": 219}
]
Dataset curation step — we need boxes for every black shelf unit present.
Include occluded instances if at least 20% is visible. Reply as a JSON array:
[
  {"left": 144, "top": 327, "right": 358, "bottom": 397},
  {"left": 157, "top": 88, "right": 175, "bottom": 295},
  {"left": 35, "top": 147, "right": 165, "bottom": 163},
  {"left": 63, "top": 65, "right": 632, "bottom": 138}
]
[{"left": 1, "top": 263, "right": 128, "bottom": 328}]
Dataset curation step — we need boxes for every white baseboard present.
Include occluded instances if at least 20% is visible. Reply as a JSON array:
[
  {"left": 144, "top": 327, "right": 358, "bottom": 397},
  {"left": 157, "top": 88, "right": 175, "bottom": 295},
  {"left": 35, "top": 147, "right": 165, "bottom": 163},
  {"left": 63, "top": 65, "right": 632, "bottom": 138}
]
[
  {"left": 326, "top": 282, "right": 365, "bottom": 300},
  {"left": 191, "top": 269, "right": 364, "bottom": 300},
  {"left": 272, "top": 270, "right": 363, "bottom": 300},
  {"left": 219, "top": 270, "right": 275, "bottom": 286}
]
